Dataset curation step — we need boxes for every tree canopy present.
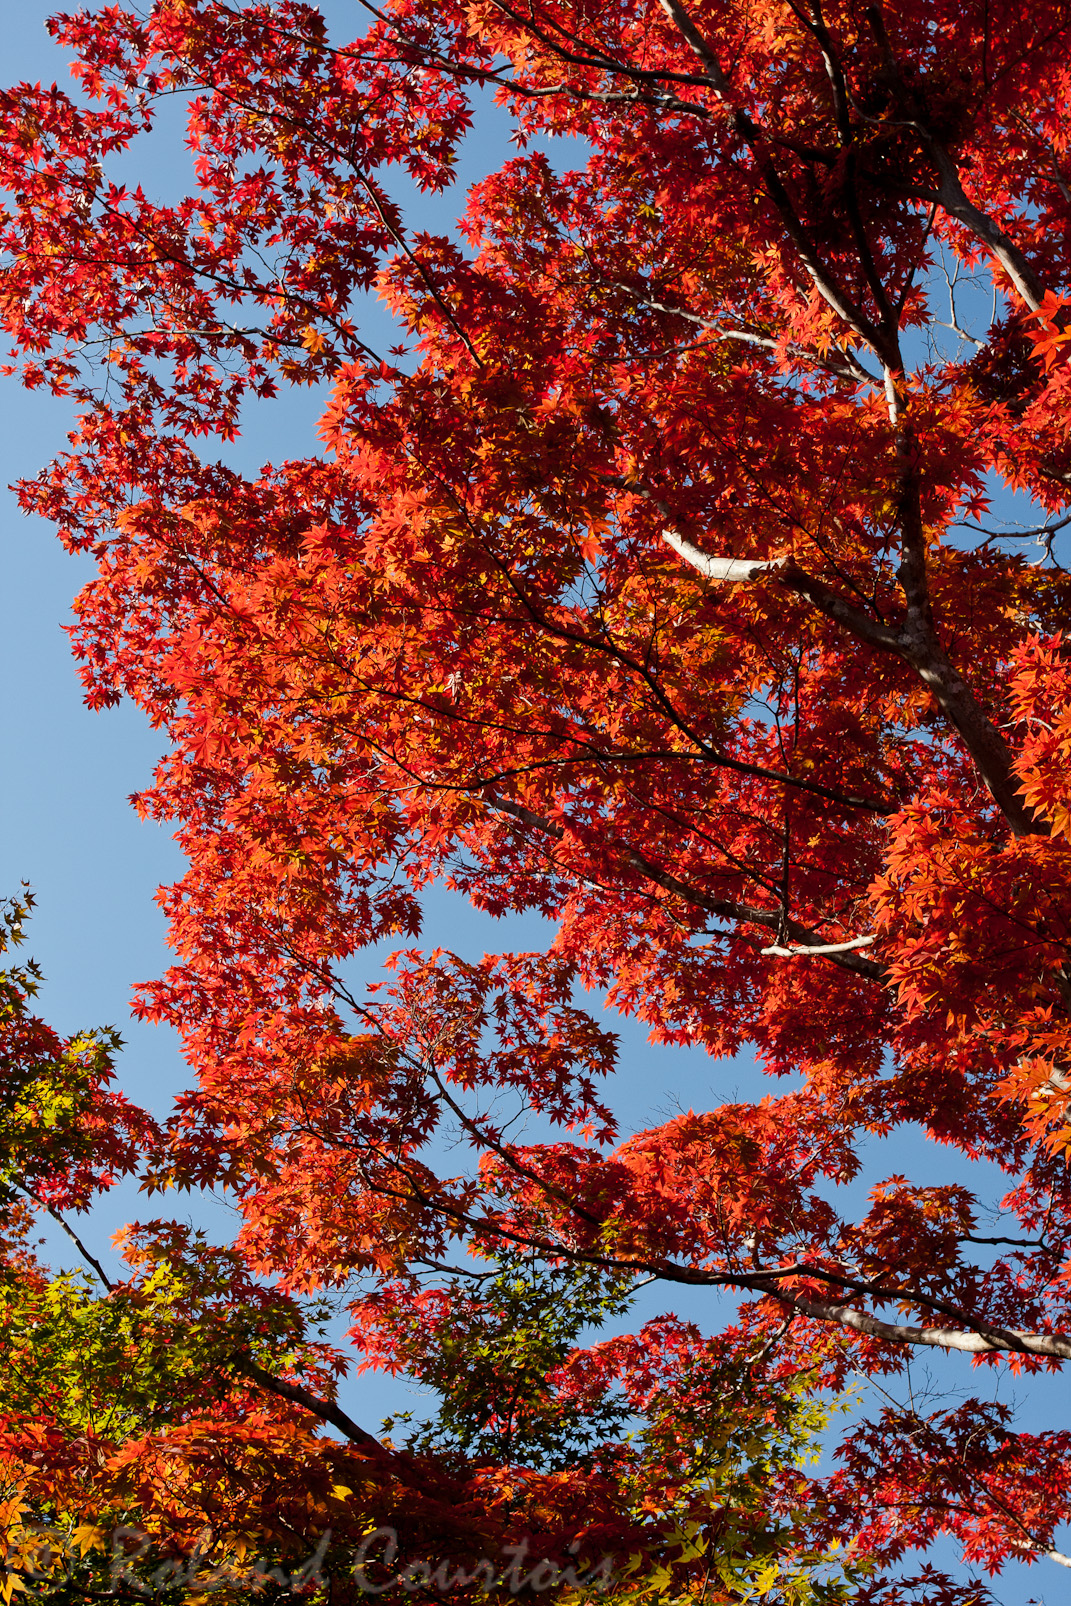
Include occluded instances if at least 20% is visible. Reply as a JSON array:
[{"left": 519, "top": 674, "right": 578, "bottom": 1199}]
[{"left": 3, "top": 0, "right": 1071, "bottom": 1600}]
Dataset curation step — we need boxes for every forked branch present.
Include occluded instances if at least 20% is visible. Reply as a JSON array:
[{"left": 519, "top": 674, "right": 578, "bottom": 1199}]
[{"left": 663, "top": 532, "right": 1041, "bottom": 835}]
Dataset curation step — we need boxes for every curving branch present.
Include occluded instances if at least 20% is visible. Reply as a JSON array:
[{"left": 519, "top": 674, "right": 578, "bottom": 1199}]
[
  {"left": 480, "top": 790, "right": 888, "bottom": 980},
  {"left": 861, "top": 7, "right": 1046, "bottom": 311},
  {"left": 657, "top": 0, "right": 884, "bottom": 352},
  {"left": 662, "top": 531, "right": 902, "bottom": 651},
  {"left": 19, "top": 1186, "right": 115, "bottom": 1292}
]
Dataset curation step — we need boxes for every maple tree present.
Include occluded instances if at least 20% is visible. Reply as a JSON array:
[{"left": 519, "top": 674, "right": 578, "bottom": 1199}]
[
  {"left": 0, "top": 895, "right": 825, "bottom": 1601},
  {"left": 4, "top": 0, "right": 1071, "bottom": 1597}
]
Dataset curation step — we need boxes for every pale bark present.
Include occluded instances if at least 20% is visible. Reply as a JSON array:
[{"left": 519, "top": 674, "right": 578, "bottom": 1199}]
[{"left": 784, "top": 1290, "right": 1071, "bottom": 1362}]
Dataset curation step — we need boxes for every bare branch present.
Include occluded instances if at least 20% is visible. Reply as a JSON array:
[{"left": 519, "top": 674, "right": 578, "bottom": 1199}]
[
  {"left": 20, "top": 1186, "right": 114, "bottom": 1292},
  {"left": 761, "top": 934, "right": 876, "bottom": 957},
  {"left": 611, "top": 287, "right": 881, "bottom": 384},
  {"left": 662, "top": 532, "right": 789, "bottom": 582},
  {"left": 929, "top": 158, "right": 1044, "bottom": 310},
  {"left": 781, "top": 1289, "right": 1071, "bottom": 1361},
  {"left": 662, "top": 531, "right": 903, "bottom": 652},
  {"left": 233, "top": 1354, "right": 399, "bottom": 1458}
]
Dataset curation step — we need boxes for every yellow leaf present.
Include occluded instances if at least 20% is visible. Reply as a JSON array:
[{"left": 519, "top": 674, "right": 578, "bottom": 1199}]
[{"left": 72, "top": 1524, "right": 107, "bottom": 1557}]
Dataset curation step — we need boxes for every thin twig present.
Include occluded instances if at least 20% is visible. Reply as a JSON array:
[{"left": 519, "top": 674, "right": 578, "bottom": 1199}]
[{"left": 20, "top": 1186, "right": 114, "bottom": 1292}]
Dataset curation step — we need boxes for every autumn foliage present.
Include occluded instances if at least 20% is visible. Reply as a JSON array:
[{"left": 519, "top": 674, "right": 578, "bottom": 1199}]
[{"left": 3, "top": 0, "right": 1071, "bottom": 1598}]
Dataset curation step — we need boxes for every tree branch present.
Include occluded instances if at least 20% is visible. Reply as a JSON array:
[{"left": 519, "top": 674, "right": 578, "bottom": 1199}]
[
  {"left": 663, "top": 531, "right": 1042, "bottom": 834},
  {"left": 662, "top": 531, "right": 902, "bottom": 652},
  {"left": 19, "top": 1186, "right": 115, "bottom": 1292},
  {"left": 658, "top": 0, "right": 882, "bottom": 351},
  {"left": 233, "top": 1354, "right": 398, "bottom": 1458},
  {"left": 862, "top": 6, "right": 1045, "bottom": 310},
  {"left": 612, "top": 286, "right": 881, "bottom": 383},
  {"left": 780, "top": 1289, "right": 1071, "bottom": 1361},
  {"left": 761, "top": 935, "right": 876, "bottom": 957},
  {"left": 481, "top": 791, "right": 888, "bottom": 981}
]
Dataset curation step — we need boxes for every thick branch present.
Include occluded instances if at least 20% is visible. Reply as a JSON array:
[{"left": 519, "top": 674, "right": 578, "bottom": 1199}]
[
  {"left": 662, "top": 534, "right": 789, "bottom": 584},
  {"left": 663, "top": 531, "right": 901, "bottom": 651},
  {"left": 664, "top": 533, "right": 1041, "bottom": 834},
  {"left": 781, "top": 1290, "right": 1071, "bottom": 1361},
  {"left": 649, "top": 7, "right": 1042, "bottom": 828},
  {"left": 899, "top": 634, "right": 1039, "bottom": 834},
  {"left": 861, "top": 8, "right": 1045, "bottom": 310},
  {"left": 761, "top": 935, "right": 876, "bottom": 958}
]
